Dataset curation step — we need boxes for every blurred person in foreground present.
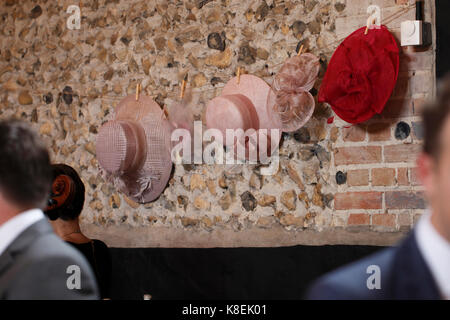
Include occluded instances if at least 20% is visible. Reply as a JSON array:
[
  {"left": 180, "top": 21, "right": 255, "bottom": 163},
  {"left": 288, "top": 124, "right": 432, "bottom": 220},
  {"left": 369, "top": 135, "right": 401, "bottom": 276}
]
[
  {"left": 0, "top": 119, "right": 98, "bottom": 299},
  {"left": 307, "top": 76, "right": 450, "bottom": 300},
  {"left": 45, "top": 164, "right": 112, "bottom": 299}
]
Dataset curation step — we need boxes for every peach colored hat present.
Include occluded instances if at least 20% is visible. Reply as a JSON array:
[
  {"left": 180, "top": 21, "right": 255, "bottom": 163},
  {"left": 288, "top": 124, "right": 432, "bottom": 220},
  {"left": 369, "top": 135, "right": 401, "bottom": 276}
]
[
  {"left": 96, "top": 95, "right": 174, "bottom": 203},
  {"left": 205, "top": 74, "right": 281, "bottom": 161},
  {"left": 267, "top": 53, "right": 319, "bottom": 132}
]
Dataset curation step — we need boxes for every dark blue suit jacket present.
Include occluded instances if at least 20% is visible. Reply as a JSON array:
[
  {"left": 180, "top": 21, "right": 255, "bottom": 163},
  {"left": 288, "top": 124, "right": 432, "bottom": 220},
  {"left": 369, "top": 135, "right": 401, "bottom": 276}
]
[{"left": 307, "top": 231, "right": 442, "bottom": 299}]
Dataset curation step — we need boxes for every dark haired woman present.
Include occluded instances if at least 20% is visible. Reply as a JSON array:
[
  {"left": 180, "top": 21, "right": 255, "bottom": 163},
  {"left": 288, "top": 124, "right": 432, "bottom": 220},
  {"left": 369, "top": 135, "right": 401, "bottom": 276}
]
[{"left": 44, "top": 164, "right": 112, "bottom": 299}]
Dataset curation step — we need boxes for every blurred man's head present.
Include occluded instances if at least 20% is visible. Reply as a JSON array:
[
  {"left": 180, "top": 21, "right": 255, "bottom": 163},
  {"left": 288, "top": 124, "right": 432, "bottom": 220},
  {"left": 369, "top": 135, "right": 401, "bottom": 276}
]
[
  {"left": 0, "top": 120, "right": 52, "bottom": 223},
  {"left": 417, "top": 76, "right": 450, "bottom": 242}
]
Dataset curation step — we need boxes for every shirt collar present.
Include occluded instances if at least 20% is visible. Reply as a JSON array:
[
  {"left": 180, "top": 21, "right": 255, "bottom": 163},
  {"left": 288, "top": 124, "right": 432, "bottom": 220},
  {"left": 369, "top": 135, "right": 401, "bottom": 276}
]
[
  {"left": 415, "top": 209, "right": 450, "bottom": 300},
  {"left": 0, "top": 208, "right": 45, "bottom": 257}
]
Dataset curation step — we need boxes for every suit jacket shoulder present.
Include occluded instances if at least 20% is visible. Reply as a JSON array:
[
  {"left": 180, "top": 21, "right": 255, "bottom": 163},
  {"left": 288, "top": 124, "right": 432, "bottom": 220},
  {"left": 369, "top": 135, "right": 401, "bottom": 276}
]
[
  {"left": 0, "top": 219, "right": 99, "bottom": 300},
  {"left": 307, "top": 245, "right": 394, "bottom": 299},
  {"left": 306, "top": 232, "right": 441, "bottom": 300}
]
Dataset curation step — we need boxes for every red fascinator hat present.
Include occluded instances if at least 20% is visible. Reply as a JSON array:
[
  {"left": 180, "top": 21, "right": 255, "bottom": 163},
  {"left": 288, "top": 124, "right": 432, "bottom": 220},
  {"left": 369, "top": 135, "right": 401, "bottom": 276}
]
[{"left": 318, "top": 25, "right": 399, "bottom": 124}]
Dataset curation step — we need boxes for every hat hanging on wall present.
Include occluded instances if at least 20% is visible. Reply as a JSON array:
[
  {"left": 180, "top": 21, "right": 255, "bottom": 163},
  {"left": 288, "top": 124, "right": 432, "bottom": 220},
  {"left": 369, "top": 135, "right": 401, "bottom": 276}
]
[
  {"left": 205, "top": 73, "right": 282, "bottom": 162},
  {"left": 165, "top": 74, "right": 196, "bottom": 154},
  {"left": 318, "top": 25, "right": 399, "bottom": 124},
  {"left": 266, "top": 50, "right": 320, "bottom": 132},
  {"left": 166, "top": 103, "right": 194, "bottom": 141},
  {"left": 96, "top": 94, "right": 174, "bottom": 203}
]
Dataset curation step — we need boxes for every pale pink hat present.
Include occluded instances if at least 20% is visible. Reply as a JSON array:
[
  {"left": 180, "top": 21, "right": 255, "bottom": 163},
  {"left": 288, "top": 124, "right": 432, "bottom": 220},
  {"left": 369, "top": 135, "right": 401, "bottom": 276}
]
[
  {"left": 205, "top": 74, "right": 281, "bottom": 161},
  {"left": 96, "top": 95, "right": 174, "bottom": 203},
  {"left": 267, "top": 53, "right": 319, "bottom": 132}
]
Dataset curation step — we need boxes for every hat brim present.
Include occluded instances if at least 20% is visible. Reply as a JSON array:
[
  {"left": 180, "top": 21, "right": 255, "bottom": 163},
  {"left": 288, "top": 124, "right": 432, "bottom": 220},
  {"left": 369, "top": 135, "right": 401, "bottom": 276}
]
[{"left": 221, "top": 74, "right": 282, "bottom": 157}]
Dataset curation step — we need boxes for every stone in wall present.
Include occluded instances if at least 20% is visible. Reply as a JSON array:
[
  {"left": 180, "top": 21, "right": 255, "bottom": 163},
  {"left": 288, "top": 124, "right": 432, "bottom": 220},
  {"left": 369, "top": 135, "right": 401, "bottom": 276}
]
[{"left": 0, "top": 0, "right": 433, "bottom": 246}]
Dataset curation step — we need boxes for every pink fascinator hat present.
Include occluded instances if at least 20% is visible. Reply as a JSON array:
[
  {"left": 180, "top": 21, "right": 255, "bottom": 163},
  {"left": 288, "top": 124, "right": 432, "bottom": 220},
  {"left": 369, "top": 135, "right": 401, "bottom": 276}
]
[{"left": 267, "top": 52, "right": 320, "bottom": 132}]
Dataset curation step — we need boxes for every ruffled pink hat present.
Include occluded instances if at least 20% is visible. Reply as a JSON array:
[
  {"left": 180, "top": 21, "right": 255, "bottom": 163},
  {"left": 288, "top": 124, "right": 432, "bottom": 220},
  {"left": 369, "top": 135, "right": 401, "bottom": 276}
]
[{"left": 267, "top": 53, "right": 320, "bottom": 132}]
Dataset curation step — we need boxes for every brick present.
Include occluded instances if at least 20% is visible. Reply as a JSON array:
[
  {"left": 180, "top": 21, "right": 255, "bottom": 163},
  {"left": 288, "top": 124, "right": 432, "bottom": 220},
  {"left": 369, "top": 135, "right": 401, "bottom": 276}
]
[
  {"left": 397, "top": 167, "right": 409, "bottom": 186},
  {"left": 412, "top": 121, "right": 423, "bottom": 140},
  {"left": 372, "top": 214, "right": 396, "bottom": 227},
  {"left": 385, "top": 191, "right": 426, "bottom": 209},
  {"left": 382, "top": 5, "right": 415, "bottom": 26},
  {"left": 348, "top": 213, "right": 370, "bottom": 226},
  {"left": 332, "top": 214, "right": 347, "bottom": 227},
  {"left": 413, "top": 97, "right": 427, "bottom": 115},
  {"left": 384, "top": 144, "right": 422, "bottom": 163},
  {"left": 398, "top": 213, "right": 412, "bottom": 227},
  {"left": 380, "top": 98, "right": 413, "bottom": 118},
  {"left": 339, "top": 0, "right": 402, "bottom": 16},
  {"left": 368, "top": 123, "right": 391, "bottom": 141},
  {"left": 335, "top": 192, "right": 382, "bottom": 210},
  {"left": 399, "top": 52, "right": 434, "bottom": 71},
  {"left": 372, "top": 168, "right": 395, "bottom": 186},
  {"left": 334, "top": 146, "right": 382, "bottom": 166},
  {"left": 342, "top": 125, "right": 366, "bottom": 142},
  {"left": 347, "top": 169, "right": 369, "bottom": 186},
  {"left": 410, "top": 167, "right": 421, "bottom": 186},
  {"left": 391, "top": 74, "right": 410, "bottom": 98},
  {"left": 410, "top": 71, "right": 434, "bottom": 95},
  {"left": 413, "top": 213, "right": 423, "bottom": 224}
]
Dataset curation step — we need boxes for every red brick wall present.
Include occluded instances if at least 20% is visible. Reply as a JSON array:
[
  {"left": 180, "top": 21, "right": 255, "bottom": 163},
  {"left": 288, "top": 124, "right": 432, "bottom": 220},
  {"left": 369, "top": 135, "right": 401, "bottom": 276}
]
[{"left": 330, "top": 0, "right": 434, "bottom": 233}]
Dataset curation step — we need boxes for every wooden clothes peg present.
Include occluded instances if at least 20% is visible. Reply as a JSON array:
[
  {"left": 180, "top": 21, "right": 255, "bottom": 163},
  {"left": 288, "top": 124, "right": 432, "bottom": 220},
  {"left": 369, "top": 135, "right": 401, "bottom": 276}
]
[
  {"left": 135, "top": 83, "right": 141, "bottom": 101},
  {"left": 364, "top": 17, "right": 376, "bottom": 35},
  {"left": 237, "top": 67, "right": 244, "bottom": 84},
  {"left": 180, "top": 73, "right": 188, "bottom": 99}
]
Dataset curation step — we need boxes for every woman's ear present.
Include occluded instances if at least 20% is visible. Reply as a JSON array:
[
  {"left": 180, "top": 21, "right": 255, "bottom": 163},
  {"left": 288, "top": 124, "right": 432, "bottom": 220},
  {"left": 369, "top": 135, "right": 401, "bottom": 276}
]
[{"left": 416, "top": 152, "right": 435, "bottom": 199}]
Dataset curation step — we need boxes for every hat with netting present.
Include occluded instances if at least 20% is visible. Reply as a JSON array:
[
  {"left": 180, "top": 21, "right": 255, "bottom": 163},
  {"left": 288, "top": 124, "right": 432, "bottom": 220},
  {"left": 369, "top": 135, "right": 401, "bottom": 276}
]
[
  {"left": 318, "top": 25, "right": 399, "bottom": 124},
  {"left": 266, "top": 52, "right": 320, "bottom": 132},
  {"left": 96, "top": 94, "right": 174, "bottom": 203}
]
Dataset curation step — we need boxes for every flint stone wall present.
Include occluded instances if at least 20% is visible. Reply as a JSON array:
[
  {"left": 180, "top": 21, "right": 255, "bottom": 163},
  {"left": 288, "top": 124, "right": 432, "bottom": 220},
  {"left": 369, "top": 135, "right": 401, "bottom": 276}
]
[{"left": 0, "top": 0, "right": 435, "bottom": 247}]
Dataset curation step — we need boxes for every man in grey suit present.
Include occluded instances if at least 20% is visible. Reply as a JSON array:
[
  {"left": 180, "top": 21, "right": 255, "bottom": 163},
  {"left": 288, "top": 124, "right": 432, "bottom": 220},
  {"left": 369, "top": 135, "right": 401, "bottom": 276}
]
[{"left": 0, "top": 120, "right": 99, "bottom": 299}]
